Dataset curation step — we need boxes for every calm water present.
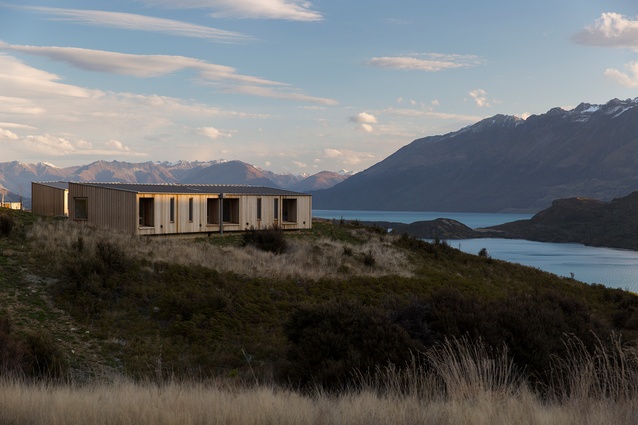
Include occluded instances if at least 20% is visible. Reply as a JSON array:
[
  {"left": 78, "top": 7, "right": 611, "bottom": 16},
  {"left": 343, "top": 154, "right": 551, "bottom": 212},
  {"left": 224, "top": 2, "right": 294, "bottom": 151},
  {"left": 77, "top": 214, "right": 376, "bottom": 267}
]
[{"left": 313, "top": 209, "right": 638, "bottom": 292}]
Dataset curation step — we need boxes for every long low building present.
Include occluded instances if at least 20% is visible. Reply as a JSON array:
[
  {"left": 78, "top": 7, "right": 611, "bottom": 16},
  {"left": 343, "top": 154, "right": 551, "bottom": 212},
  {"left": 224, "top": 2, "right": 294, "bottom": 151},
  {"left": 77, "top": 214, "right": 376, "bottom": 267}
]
[{"left": 33, "top": 181, "right": 312, "bottom": 235}]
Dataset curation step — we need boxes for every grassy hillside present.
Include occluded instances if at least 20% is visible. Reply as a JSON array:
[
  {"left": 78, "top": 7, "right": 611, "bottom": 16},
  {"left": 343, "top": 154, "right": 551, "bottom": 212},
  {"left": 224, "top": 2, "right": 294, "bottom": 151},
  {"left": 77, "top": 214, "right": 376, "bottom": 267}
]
[{"left": 1, "top": 208, "right": 638, "bottom": 396}]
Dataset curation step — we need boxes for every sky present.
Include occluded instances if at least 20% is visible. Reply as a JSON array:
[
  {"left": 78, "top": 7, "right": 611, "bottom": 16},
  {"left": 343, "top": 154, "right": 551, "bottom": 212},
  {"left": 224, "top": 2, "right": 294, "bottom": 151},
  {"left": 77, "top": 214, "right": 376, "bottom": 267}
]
[{"left": 1, "top": 1, "right": 638, "bottom": 175}]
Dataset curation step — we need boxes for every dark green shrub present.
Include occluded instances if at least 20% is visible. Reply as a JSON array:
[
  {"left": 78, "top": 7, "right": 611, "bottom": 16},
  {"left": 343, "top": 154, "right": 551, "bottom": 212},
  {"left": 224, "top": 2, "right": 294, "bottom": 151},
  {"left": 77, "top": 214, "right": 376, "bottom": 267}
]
[
  {"left": 283, "top": 301, "right": 424, "bottom": 391},
  {"left": 24, "top": 329, "right": 68, "bottom": 379},
  {"left": 362, "top": 250, "right": 376, "bottom": 267},
  {"left": 0, "top": 213, "right": 15, "bottom": 237},
  {"left": 0, "top": 313, "right": 67, "bottom": 379},
  {"left": 242, "top": 226, "right": 288, "bottom": 254}
]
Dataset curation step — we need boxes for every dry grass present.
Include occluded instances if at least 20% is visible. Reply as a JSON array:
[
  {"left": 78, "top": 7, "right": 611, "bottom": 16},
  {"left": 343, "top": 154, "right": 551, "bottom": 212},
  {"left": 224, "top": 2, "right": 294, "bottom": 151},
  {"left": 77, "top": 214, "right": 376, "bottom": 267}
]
[
  {"left": 2, "top": 337, "right": 638, "bottom": 425},
  {"left": 27, "top": 220, "right": 413, "bottom": 280}
]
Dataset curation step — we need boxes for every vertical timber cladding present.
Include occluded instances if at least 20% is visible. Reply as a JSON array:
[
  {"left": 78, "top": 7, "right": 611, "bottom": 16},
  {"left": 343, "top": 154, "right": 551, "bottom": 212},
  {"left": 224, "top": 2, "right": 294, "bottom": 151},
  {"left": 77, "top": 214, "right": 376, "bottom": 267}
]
[
  {"left": 69, "top": 183, "right": 138, "bottom": 234},
  {"left": 67, "top": 183, "right": 312, "bottom": 235},
  {"left": 31, "top": 182, "right": 69, "bottom": 217}
]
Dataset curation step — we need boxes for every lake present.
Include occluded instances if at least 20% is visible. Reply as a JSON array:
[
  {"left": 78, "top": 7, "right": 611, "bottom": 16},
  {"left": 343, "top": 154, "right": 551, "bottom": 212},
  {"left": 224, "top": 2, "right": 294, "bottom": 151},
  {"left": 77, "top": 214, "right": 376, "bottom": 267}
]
[{"left": 313, "top": 209, "right": 638, "bottom": 292}]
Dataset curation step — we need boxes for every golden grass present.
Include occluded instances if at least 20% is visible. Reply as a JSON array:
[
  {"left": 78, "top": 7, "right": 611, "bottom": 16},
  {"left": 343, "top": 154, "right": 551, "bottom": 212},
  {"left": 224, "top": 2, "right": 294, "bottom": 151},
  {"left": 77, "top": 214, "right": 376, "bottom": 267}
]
[
  {"left": 27, "top": 220, "right": 414, "bottom": 280},
  {"left": 2, "top": 337, "right": 638, "bottom": 425}
]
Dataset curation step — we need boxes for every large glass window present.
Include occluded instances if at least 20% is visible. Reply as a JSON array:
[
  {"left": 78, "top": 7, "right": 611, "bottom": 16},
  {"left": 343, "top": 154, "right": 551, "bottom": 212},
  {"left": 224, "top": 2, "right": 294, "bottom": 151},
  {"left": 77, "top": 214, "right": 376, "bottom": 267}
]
[
  {"left": 188, "top": 198, "right": 194, "bottom": 222},
  {"left": 273, "top": 198, "right": 279, "bottom": 220},
  {"left": 223, "top": 198, "right": 239, "bottom": 223},
  {"left": 206, "top": 198, "right": 220, "bottom": 225},
  {"left": 74, "top": 198, "right": 88, "bottom": 220},
  {"left": 169, "top": 197, "right": 175, "bottom": 223},
  {"left": 282, "top": 199, "right": 297, "bottom": 222},
  {"left": 257, "top": 198, "right": 262, "bottom": 220},
  {"left": 139, "top": 198, "right": 154, "bottom": 227}
]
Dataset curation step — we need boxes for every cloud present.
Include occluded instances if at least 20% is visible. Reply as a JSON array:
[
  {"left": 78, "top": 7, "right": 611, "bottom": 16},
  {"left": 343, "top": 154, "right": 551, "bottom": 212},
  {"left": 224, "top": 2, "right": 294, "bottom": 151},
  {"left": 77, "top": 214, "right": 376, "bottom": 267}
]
[
  {"left": 15, "top": 5, "right": 250, "bottom": 43},
  {"left": 468, "top": 89, "right": 493, "bottom": 108},
  {"left": 349, "top": 112, "right": 377, "bottom": 124},
  {"left": 292, "top": 160, "right": 307, "bottom": 168},
  {"left": 383, "top": 107, "right": 483, "bottom": 122},
  {"left": 348, "top": 112, "right": 377, "bottom": 133},
  {"left": 197, "top": 126, "right": 232, "bottom": 140},
  {"left": 366, "top": 53, "right": 483, "bottom": 72},
  {"left": 604, "top": 62, "right": 638, "bottom": 87},
  {"left": 323, "top": 148, "right": 374, "bottom": 165},
  {"left": 573, "top": 12, "right": 638, "bottom": 51},
  {"left": 105, "top": 139, "right": 131, "bottom": 151},
  {"left": 136, "top": 0, "right": 323, "bottom": 21},
  {"left": 224, "top": 85, "right": 338, "bottom": 105},
  {"left": 0, "top": 54, "right": 270, "bottom": 163},
  {"left": 0, "top": 42, "right": 280, "bottom": 85},
  {"left": 0, "top": 128, "right": 19, "bottom": 140}
]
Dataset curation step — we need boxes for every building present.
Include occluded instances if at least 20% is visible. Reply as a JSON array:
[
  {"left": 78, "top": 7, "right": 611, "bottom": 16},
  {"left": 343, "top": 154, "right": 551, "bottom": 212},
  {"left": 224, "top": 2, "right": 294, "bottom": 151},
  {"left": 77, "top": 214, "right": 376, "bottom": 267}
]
[
  {"left": 31, "top": 181, "right": 69, "bottom": 217},
  {"left": 62, "top": 182, "right": 311, "bottom": 236}
]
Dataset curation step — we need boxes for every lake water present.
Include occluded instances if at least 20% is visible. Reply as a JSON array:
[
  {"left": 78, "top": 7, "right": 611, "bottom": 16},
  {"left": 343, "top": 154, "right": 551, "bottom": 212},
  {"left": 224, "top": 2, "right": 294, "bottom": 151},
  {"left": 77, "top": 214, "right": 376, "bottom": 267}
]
[{"left": 313, "top": 209, "right": 638, "bottom": 292}]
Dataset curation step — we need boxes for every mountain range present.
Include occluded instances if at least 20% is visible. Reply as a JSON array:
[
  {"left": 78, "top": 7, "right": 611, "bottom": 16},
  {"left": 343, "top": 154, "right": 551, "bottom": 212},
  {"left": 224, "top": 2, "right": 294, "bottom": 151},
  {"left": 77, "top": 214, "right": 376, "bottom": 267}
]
[
  {"left": 313, "top": 97, "right": 638, "bottom": 213},
  {"left": 0, "top": 160, "right": 351, "bottom": 203}
]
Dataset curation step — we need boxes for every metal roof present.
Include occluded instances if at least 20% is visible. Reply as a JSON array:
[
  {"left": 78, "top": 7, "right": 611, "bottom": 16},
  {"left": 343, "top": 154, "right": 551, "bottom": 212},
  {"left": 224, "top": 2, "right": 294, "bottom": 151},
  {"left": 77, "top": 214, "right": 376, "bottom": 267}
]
[
  {"left": 70, "top": 182, "right": 309, "bottom": 196},
  {"left": 33, "top": 181, "right": 69, "bottom": 190}
]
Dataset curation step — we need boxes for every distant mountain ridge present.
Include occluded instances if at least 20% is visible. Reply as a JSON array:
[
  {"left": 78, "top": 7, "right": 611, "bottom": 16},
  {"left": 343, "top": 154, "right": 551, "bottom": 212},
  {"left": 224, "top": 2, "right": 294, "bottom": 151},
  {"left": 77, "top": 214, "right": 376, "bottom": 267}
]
[
  {"left": 0, "top": 160, "right": 349, "bottom": 201},
  {"left": 313, "top": 97, "right": 638, "bottom": 213}
]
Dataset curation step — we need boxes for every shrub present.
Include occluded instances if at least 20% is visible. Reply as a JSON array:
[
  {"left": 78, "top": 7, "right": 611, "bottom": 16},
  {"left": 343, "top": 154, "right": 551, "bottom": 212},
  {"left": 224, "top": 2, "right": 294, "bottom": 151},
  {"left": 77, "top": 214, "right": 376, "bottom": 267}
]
[
  {"left": 242, "top": 226, "right": 288, "bottom": 254},
  {"left": 0, "top": 213, "right": 15, "bottom": 237},
  {"left": 283, "top": 301, "right": 424, "bottom": 391}
]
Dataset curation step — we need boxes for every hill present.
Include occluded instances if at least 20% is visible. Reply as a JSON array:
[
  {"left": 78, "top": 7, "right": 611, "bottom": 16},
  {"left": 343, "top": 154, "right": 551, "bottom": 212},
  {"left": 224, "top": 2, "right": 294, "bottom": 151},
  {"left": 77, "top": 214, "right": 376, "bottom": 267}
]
[
  {"left": 486, "top": 191, "right": 638, "bottom": 250},
  {"left": 1, "top": 208, "right": 638, "bottom": 396},
  {"left": 313, "top": 98, "right": 638, "bottom": 213}
]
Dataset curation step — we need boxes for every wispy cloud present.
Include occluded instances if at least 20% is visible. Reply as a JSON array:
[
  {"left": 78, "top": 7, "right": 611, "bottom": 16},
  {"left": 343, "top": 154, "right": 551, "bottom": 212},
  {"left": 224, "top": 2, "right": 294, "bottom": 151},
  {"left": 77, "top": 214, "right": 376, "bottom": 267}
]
[
  {"left": 197, "top": 126, "right": 232, "bottom": 140},
  {"left": 383, "top": 107, "right": 483, "bottom": 122},
  {"left": 224, "top": 85, "right": 338, "bottom": 105},
  {"left": 323, "top": 148, "right": 375, "bottom": 165},
  {"left": 136, "top": 0, "right": 323, "bottom": 21},
  {"left": 0, "top": 42, "right": 337, "bottom": 105},
  {"left": 14, "top": 5, "right": 251, "bottom": 43},
  {"left": 0, "top": 41, "right": 280, "bottom": 85},
  {"left": 0, "top": 54, "right": 267, "bottom": 161},
  {"left": 604, "top": 61, "right": 638, "bottom": 87},
  {"left": 573, "top": 12, "right": 638, "bottom": 51},
  {"left": 366, "top": 53, "right": 483, "bottom": 72}
]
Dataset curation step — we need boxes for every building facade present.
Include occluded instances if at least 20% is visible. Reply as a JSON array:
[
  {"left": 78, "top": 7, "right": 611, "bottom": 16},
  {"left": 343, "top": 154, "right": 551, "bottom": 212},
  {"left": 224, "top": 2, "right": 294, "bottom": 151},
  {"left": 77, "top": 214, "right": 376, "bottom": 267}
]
[
  {"left": 64, "top": 182, "right": 311, "bottom": 235},
  {"left": 31, "top": 181, "right": 69, "bottom": 217}
]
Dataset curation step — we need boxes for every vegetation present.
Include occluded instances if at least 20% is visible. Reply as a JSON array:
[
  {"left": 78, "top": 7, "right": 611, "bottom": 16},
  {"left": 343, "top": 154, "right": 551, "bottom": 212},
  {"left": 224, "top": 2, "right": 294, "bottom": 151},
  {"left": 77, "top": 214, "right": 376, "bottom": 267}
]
[{"left": 1, "top": 208, "right": 638, "bottom": 420}]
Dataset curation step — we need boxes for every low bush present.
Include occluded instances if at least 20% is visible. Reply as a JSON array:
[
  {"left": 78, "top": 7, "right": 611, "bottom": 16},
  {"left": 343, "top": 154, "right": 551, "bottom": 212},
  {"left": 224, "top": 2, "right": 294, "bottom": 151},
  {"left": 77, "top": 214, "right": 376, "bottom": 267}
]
[
  {"left": 283, "top": 301, "right": 424, "bottom": 391},
  {"left": 0, "top": 213, "right": 14, "bottom": 237},
  {"left": 242, "top": 226, "right": 288, "bottom": 254},
  {"left": 0, "top": 312, "right": 66, "bottom": 379}
]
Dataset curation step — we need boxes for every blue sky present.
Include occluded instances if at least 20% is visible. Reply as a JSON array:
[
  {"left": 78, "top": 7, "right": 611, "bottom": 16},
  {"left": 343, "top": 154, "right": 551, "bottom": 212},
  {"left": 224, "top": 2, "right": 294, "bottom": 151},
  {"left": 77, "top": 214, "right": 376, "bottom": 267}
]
[{"left": 1, "top": 0, "right": 637, "bottom": 174}]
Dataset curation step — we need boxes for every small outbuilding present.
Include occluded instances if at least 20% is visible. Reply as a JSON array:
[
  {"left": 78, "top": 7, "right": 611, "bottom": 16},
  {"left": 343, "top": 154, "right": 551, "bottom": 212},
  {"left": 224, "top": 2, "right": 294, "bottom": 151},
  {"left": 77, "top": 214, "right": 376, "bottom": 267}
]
[
  {"left": 66, "top": 182, "right": 311, "bottom": 235},
  {"left": 31, "top": 181, "right": 69, "bottom": 217}
]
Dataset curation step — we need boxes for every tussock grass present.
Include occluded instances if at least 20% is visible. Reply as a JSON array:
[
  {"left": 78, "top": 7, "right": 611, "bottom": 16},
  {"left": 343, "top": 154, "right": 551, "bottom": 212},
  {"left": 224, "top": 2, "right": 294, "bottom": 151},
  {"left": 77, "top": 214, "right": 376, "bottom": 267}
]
[
  {"left": 2, "top": 337, "right": 638, "bottom": 425},
  {"left": 28, "top": 220, "right": 413, "bottom": 280}
]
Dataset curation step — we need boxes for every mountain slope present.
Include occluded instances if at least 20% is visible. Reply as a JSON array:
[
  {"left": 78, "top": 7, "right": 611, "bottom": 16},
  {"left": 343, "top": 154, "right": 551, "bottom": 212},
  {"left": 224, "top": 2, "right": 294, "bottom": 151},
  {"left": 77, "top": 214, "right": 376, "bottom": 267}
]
[
  {"left": 290, "top": 171, "right": 350, "bottom": 192},
  {"left": 313, "top": 98, "right": 638, "bottom": 213},
  {"left": 0, "top": 160, "right": 348, "bottom": 201}
]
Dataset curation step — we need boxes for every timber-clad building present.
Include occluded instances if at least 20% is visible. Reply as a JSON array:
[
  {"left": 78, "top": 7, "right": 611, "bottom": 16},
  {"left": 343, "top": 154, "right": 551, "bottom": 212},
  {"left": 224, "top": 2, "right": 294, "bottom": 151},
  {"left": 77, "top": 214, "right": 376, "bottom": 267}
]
[{"left": 32, "top": 181, "right": 312, "bottom": 235}]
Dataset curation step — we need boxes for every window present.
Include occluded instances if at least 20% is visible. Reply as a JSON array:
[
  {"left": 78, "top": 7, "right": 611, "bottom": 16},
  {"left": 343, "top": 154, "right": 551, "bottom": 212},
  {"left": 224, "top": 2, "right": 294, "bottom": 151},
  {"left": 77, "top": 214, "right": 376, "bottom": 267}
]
[
  {"left": 206, "top": 198, "right": 220, "bottom": 225},
  {"left": 282, "top": 199, "right": 297, "bottom": 222},
  {"left": 273, "top": 198, "right": 279, "bottom": 220},
  {"left": 74, "top": 198, "right": 88, "bottom": 220},
  {"left": 223, "top": 198, "right": 239, "bottom": 223},
  {"left": 188, "top": 198, "right": 194, "bottom": 222},
  {"left": 169, "top": 197, "right": 175, "bottom": 223},
  {"left": 256, "top": 198, "right": 262, "bottom": 220},
  {"left": 139, "top": 198, "right": 154, "bottom": 227}
]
